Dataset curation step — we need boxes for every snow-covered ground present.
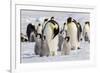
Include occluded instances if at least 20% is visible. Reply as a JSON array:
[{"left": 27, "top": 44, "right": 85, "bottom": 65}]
[{"left": 21, "top": 41, "right": 90, "bottom": 63}]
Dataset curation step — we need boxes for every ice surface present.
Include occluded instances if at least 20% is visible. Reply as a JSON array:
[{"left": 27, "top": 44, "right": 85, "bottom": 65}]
[{"left": 21, "top": 41, "right": 89, "bottom": 63}]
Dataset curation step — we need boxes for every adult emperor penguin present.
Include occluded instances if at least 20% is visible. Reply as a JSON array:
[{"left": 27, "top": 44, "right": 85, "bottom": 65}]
[
  {"left": 43, "top": 16, "right": 59, "bottom": 56},
  {"left": 67, "top": 17, "right": 79, "bottom": 50},
  {"left": 77, "top": 22, "right": 82, "bottom": 41},
  {"left": 75, "top": 22, "right": 82, "bottom": 49},
  {"left": 26, "top": 23, "right": 36, "bottom": 42},
  {"left": 83, "top": 21, "right": 90, "bottom": 43}
]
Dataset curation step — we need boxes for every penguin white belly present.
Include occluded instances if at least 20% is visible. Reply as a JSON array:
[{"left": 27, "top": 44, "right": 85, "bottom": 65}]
[
  {"left": 86, "top": 25, "right": 90, "bottom": 37},
  {"left": 37, "top": 26, "right": 42, "bottom": 34},
  {"left": 44, "top": 23, "right": 58, "bottom": 56},
  {"left": 67, "top": 22, "right": 78, "bottom": 50},
  {"left": 84, "top": 24, "right": 90, "bottom": 41},
  {"left": 64, "top": 24, "right": 68, "bottom": 31}
]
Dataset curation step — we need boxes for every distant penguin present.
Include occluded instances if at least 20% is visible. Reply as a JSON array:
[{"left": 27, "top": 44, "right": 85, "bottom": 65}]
[
  {"left": 40, "top": 35, "right": 50, "bottom": 57},
  {"left": 76, "top": 22, "right": 82, "bottom": 49},
  {"left": 77, "top": 22, "right": 82, "bottom": 41},
  {"left": 21, "top": 33, "right": 28, "bottom": 42},
  {"left": 37, "top": 23, "right": 42, "bottom": 36},
  {"left": 58, "top": 31, "right": 63, "bottom": 51},
  {"left": 67, "top": 17, "right": 79, "bottom": 50},
  {"left": 26, "top": 23, "right": 36, "bottom": 42},
  {"left": 63, "top": 22, "right": 68, "bottom": 31},
  {"left": 29, "top": 31, "right": 36, "bottom": 42},
  {"left": 61, "top": 36, "right": 71, "bottom": 55},
  {"left": 83, "top": 21, "right": 90, "bottom": 42},
  {"left": 34, "top": 34, "right": 42, "bottom": 55},
  {"left": 43, "top": 17, "right": 59, "bottom": 56}
]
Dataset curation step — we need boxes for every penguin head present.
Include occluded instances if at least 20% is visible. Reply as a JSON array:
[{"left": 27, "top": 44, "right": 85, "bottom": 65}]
[
  {"left": 44, "top": 18, "right": 48, "bottom": 22},
  {"left": 65, "top": 36, "right": 70, "bottom": 42},
  {"left": 36, "top": 34, "right": 42, "bottom": 39},
  {"left": 63, "top": 22, "right": 66, "bottom": 28},
  {"left": 85, "top": 21, "right": 90, "bottom": 26},
  {"left": 38, "top": 23, "right": 41, "bottom": 26},
  {"left": 67, "top": 17, "right": 72, "bottom": 23},
  {"left": 50, "top": 16, "right": 54, "bottom": 20},
  {"left": 85, "top": 21, "right": 89, "bottom": 24}
]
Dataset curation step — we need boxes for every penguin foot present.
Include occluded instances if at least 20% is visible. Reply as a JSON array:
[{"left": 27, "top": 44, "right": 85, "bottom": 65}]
[
  {"left": 77, "top": 47, "right": 80, "bottom": 49},
  {"left": 80, "top": 38, "right": 82, "bottom": 41},
  {"left": 40, "top": 54, "right": 43, "bottom": 57},
  {"left": 57, "top": 48, "right": 61, "bottom": 51},
  {"left": 46, "top": 55, "right": 49, "bottom": 57},
  {"left": 71, "top": 48, "right": 75, "bottom": 50}
]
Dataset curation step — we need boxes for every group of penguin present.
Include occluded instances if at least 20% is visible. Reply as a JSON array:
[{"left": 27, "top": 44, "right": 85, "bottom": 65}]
[{"left": 21, "top": 16, "right": 90, "bottom": 57}]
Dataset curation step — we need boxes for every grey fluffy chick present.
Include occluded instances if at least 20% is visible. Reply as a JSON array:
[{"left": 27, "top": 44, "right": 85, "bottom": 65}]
[
  {"left": 40, "top": 36, "right": 50, "bottom": 57},
  {"left": 34, "top": 34, "right": 42, "bottom": 55},
  {"left": 61, "top": 36, "right": 71, "bottom": 55}
]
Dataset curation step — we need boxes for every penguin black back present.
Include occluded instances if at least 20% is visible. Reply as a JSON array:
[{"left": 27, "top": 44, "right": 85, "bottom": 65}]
[
  {"left": 42, "top": 19, "right": 59, "bottom": 39},
  {"left": 77, "top": 22, "right": 82, "bottom": 41},
  {"left": 26, "top": 23, "right": 36, "bottom": 41}
]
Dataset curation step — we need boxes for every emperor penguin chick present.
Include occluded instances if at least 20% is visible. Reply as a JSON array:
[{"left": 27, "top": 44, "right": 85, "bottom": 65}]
[
  {"left": 40, "top": 36, "right": 50, "bottom": 57},
  {"left": 34, "top": 34, "right": 42, "bottom": 55},
  {"left": 61, "top": 36, "right": 71, "bottom": 55}
]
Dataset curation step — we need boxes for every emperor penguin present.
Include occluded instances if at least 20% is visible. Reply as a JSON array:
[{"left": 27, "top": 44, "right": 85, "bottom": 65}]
[
  {"left": 58, "top": 27, "right": 67, "bottom": 51},
  {"left": 61, "top": 36, "right": 71, "bottom": 55},
  {"left": 40, "top": 35, "right": 50, "bottom": 57},
  {"left": 76, "top": 22, "right": 82, "bottom": 49},
  {"left": 36, "top": 23, "right": 42, "bottom": 36},
  {"left": 43, "top": 16, "right": 59, "bottom": 56},
  {"left": 77, "top": 22, "right": 82, "bottom": 41},
  {"left": 34, "top": 34, "right": 42, "bottom": 55},
  {"left": 83, "top": 21, "right": 90, "bottom": 43},
  {"left": 26, "top": 23, "right": 36, "bottom": 42},
  {"left": 63, "top": 22, "right": 68, "bottom": 31},
  {"left": 67, "top": 17, "right": 79, "bottom": 50},
  {"left": 58, "top": 30, "right": 63, "bottom": 51},
  {"left": 21, "top": 33, "right": 28, "bottom": 42}
]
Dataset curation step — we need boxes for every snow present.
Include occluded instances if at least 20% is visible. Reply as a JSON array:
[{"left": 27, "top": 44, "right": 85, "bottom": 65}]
[{"left": 21, "top": 41, "right": 89, "bottom": 63}]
